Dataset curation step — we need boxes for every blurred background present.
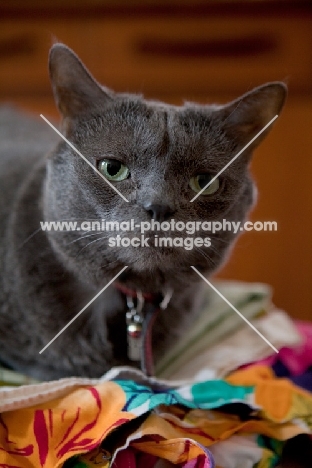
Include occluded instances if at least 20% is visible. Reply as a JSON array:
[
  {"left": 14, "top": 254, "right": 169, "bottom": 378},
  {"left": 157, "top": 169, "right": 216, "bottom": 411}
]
[{"left": 0, "top": 0, "right": 311, "bottom": 319}]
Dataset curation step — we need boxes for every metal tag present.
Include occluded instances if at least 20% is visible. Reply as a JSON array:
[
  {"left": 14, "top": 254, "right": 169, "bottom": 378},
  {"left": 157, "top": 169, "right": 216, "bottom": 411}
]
[{"left": 126, "top": 292, "right": 144, "bottom": 362}]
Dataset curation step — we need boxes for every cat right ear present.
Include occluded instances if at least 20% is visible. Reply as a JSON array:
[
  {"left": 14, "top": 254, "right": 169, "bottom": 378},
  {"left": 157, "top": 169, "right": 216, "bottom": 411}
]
[
  {"left": 49, "top": 43, "right": 112, "bottom": 132},
  {"left": 218, "top": 82, "right": 287, "bottom": 157}
]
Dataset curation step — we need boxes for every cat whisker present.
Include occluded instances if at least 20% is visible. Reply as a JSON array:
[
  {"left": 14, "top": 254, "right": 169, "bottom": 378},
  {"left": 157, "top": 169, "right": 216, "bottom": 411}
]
[
  {"left": 66, "top": 231, "right": 105, "bottom": 245},
  {"left": 194, "top": 246, "right": 218, "bottom": 267},
  {"left": 208, "top": 242, "right": 225, "bottom": 259},
  {"left": 77, "top": 235, "right": 108, "bottom": 254},
  {"left": 43, "top": 217, "right": 102, "bottom": 222},
  {"left": 18, "top": 218, "right": 108, "bottom": 249},
  {"left": 98, "top": 258, "right": 122, "bottom": 271},
  {"left": 208, "top": 235, "right": 232, "bottom": 246},
  {"left": 18, "top": 227, "right": 43, "bottom": 249}
]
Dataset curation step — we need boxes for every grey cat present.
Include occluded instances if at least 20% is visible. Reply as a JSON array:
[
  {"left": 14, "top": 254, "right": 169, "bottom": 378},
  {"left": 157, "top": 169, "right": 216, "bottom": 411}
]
[{"left": 0, "top": 44, "right": 286, "bottom": 381}]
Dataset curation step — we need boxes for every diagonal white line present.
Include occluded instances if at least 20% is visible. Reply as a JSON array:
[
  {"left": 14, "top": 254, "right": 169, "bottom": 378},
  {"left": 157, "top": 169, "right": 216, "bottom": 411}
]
[
  {"left": 40, "top": 114, "right": 129, "bottom": 203},
  {"left": 190, "top": 115, "right": 278, "bottom": 202},
  {"left": 191, "top": 266, "right": 279, "bottom": 353},
  {"left": 39, "top": 266, "right": 128, "bottom": 354}
]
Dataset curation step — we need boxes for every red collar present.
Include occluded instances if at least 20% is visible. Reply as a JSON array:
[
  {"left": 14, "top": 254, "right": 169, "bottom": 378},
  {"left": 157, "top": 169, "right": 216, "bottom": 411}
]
[{"left": 114, "top": 281, "right": 158, "bottom": 303}]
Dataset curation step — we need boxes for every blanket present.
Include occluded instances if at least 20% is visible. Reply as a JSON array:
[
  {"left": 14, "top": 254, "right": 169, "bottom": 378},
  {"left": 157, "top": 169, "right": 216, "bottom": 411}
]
[{"left": 1, "top": 281, "right": 311, "bottom": 468}]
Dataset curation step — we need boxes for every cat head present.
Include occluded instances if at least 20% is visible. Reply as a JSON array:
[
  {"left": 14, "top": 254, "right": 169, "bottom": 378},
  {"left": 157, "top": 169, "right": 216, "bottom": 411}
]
[{"left": 44, "top": 43, "right": 286, "bottom": 289}]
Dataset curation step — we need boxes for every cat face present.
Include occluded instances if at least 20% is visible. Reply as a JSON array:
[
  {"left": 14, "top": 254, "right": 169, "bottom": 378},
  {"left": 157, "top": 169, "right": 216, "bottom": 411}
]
[{"left": 44, "top": 44, "right": 286, "bottom": 286}]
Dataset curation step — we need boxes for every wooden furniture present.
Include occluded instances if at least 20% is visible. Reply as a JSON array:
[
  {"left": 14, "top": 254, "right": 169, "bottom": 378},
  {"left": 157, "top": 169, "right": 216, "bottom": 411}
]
[{"left": 1, "top": 1, "right": 311, "bottom": 319}]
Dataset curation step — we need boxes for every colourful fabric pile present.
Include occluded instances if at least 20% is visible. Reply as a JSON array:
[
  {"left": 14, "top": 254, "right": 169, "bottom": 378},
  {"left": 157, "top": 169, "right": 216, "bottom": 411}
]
[
  {"left": 1, "top": 365, "right": 312, "bottom": 468},
  {"left": 1, "top": 281, "right": 312, "bottom": 468}
]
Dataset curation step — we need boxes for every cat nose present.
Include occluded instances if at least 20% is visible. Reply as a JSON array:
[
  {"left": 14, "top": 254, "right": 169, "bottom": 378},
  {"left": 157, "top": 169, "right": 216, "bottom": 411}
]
[{"left": 143, "top": 203, "right": 175, "bottom": 222}]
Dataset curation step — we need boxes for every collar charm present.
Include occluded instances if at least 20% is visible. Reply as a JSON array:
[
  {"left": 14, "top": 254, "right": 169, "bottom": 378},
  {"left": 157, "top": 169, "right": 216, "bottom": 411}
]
[{"left": 126, "top": 292, "right": 144, "bottom": 362}]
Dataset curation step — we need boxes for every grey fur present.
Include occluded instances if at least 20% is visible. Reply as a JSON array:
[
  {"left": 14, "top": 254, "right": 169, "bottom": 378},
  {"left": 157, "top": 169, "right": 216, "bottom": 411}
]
[{"left": 0, "top": 44, "right": 287, "bottom": 380}]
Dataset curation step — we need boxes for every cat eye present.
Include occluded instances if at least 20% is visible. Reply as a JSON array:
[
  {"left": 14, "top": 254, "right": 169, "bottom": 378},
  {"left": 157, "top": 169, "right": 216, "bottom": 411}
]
[
  {"left": 189, "top": 174, "right": 220, "bottom": 195},
  {"left": 98, "top": 159, "right": 130, "bottom": 181}
]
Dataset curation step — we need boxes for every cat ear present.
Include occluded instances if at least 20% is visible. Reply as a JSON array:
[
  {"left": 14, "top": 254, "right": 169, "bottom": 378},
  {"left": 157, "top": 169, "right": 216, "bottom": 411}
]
[
  {"left": 219, "top": 82, "right": 287, "bottom": 154},
  {"left": 49, "top": 43, "right": 111, "bottom": 127}
]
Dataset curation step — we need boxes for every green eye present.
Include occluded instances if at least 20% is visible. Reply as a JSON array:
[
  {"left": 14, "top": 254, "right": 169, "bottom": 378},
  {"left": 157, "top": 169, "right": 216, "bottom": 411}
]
[
  {"left": 189, "top": 174, "right": 220, "bottom": 195},
  {"left": 98, "top": 159, "right": 129, "bottom": 181}
]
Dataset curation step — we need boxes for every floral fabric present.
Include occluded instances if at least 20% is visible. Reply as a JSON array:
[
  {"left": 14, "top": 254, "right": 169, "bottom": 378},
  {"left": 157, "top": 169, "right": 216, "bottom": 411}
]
[{"left": 0, "top": 365, "right": 312, "bottom": 468}]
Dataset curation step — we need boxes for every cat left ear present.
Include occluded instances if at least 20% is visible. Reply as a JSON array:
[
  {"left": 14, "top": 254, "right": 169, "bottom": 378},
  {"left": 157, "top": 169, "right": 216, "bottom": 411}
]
[
  {"left": 49, "top": 43, "right": 112, "bottom": 130},
  {"left": 220, "top": 82, "right": 287, "bottom": 154}
]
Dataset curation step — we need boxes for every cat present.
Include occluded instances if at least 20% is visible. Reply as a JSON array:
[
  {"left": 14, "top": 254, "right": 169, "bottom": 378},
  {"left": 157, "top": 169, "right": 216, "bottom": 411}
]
[{"left": 0, "top": 43, "right": 286, "bottom": 381}]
